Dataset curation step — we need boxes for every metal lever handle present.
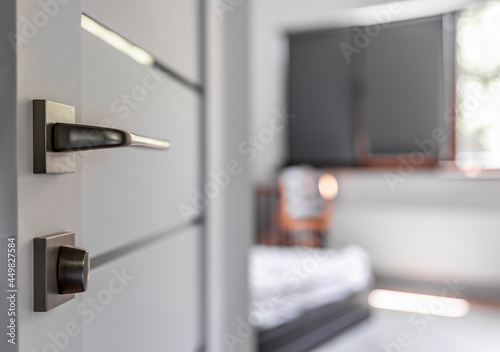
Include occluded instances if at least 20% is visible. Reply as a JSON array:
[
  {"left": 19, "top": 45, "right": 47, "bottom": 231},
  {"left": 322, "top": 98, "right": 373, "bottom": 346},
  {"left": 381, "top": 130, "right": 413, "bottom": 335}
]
[{"left": 52, "top": 123, "right": 170, "bottom": 152}]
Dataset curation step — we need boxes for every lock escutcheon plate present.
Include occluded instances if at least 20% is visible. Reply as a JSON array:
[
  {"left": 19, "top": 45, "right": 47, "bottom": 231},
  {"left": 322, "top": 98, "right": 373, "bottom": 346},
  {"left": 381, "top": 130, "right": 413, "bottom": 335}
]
[{"left": 34, "top": 232, "right": 77, "bottom": 312}]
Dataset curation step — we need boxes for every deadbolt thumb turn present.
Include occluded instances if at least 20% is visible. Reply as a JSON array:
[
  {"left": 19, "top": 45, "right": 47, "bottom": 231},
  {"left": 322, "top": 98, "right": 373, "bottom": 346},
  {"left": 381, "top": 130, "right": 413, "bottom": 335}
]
[
  {"left": 34, "top": 232, "right": 90, "bottom": 312},
  {"left": 58, "top": 245, "right": 90, "bottom": 294},
  {"left": 33, "top": 99, "right": 171, "bottom": 174}
]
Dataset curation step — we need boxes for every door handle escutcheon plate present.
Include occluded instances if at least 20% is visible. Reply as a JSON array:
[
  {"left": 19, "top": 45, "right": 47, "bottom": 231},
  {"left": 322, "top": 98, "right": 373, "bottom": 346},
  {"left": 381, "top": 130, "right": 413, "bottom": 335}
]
[{"left": 33, "top": 99, "right": 77, "bottom": 174}]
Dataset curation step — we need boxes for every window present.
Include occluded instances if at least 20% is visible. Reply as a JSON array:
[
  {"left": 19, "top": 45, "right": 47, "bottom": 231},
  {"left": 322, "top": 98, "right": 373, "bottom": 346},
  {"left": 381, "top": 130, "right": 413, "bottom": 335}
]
[{"left": 456, "top": 1, "right": 500, "bottom": 170}]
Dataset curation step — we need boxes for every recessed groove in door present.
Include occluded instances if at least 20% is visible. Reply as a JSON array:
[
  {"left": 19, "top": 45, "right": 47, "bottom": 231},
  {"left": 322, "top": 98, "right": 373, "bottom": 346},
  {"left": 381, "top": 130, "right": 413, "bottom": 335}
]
[
  {"left": 90, "top": 218, "right": 202, "bottom": 269},
  {"left": 81, "top": 13, "right": 203, "bottom": 93}
]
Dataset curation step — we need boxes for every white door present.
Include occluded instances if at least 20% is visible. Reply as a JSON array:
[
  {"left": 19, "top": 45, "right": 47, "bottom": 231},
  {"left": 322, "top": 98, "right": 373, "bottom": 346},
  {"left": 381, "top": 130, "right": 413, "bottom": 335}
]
[{"left": 0, "top": 0, "right": 215, "bottom": 351}]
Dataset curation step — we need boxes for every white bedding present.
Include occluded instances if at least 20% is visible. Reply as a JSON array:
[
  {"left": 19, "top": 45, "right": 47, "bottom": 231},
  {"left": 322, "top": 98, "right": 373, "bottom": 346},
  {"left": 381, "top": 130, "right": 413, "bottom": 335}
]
[{"left": 249, "top": 245, "right": 373, "bottom": 329}]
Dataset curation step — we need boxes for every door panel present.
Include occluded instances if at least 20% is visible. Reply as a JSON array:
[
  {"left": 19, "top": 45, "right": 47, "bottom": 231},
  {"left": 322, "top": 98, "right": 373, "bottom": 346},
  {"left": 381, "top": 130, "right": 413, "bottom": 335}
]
[
  {"left": 83, "top": 226, "right": 201, "bottom": 352},
  {"left": 3, "top": 0, "right": 209, "bottom": 350},
  {"left": 82, "top": 31, "right": 200, "bottom": 257},
  {"left": 83, "top": 0, "right": 199, "bottom": 83}
]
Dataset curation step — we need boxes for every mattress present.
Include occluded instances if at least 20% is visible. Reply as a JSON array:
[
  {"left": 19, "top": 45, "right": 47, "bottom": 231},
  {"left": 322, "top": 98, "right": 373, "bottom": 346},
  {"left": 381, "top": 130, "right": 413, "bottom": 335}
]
[{"left": 249, "top": 244, "right": 373, "bottom": 330}]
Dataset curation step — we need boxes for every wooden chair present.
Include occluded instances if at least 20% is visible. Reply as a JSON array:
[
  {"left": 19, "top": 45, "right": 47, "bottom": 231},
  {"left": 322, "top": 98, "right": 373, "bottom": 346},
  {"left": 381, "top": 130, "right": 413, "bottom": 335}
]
[{"left": 277, "top": 166, "right": 337, "bottom": 247}]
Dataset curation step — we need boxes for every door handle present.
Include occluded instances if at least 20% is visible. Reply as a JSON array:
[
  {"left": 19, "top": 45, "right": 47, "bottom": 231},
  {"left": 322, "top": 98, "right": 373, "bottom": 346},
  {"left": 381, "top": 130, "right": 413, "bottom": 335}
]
[
  {"left": 52, "top": 123, "right": 170, "bottom": 151},
  {"left": 33, "top": 99, "right": 170, "bottom": 174}
]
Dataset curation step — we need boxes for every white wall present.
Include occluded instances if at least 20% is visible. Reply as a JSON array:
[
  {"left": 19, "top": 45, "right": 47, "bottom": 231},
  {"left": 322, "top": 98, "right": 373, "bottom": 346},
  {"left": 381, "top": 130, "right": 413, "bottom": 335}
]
[
  {"left": 331, "top": 170, "right": 500, "bottom": 294},
  {"left": 207, "top": 0, "right": 254, "bottom": 351}
]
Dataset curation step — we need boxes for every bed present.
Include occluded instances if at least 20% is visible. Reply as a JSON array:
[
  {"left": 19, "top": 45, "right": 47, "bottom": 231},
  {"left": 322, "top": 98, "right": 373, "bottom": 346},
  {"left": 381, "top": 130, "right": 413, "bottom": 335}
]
[{"left": 249, "top": 244, "right": 373, "bottom": 352}]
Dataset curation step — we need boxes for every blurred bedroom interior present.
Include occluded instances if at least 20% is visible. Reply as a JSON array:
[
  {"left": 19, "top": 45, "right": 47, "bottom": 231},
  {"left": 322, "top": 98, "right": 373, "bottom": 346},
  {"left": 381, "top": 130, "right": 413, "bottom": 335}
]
[
  {"left": 247, "top": 1, "right": 500, "bottom": 351},
  {"left": 5, "top": 0, "right": 500, "bottom": 351}
]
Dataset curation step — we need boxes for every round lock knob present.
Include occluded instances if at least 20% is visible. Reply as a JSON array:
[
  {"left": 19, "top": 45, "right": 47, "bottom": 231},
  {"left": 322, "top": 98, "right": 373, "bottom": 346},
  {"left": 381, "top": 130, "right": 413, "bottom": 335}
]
[{"left": 57, "top": 246, "right": 90, "bottom": 294}]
